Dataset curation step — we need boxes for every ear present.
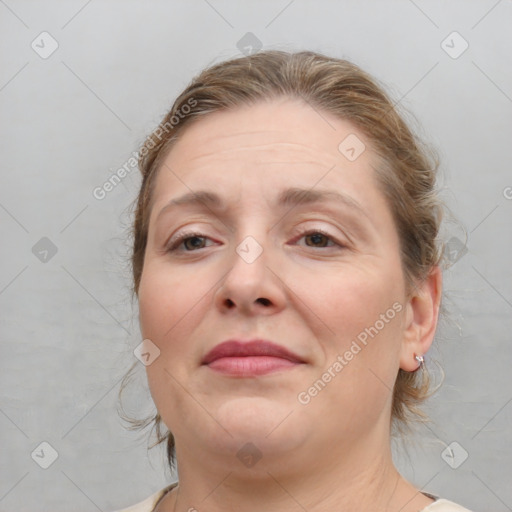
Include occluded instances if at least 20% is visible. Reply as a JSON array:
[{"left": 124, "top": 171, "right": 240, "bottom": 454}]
[{"left": 399, "top": 266, "right": 442, "bottom": 371}]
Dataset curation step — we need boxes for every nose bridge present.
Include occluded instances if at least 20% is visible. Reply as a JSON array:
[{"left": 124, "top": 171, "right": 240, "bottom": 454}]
[
  {"left": 230, "top": 209, "right": 269, "bottom": 272},
  {"left": 228, "top": 232, "right": 268, "bottom": 287},
  {"left": 235, "top": 234, "right": 265, "bottom": 266},
  {"left": 215, "top": 227, "right": 284, "bottom": 313}
]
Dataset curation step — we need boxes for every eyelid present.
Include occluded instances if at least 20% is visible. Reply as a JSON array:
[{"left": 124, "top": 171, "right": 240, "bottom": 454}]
[
  {"left": 165, "top": 224, "right": 347, "bottom": 253},
  {"left": 166, "top": 230, "right": 213, "bottom": 251},
  {"left": 292, "top": 226, "right": 345, "bottom": 248}
]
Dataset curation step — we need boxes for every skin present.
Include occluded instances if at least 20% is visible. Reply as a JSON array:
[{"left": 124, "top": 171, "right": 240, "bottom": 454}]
[{"left": 137, "top": 97, "right": 442, "bottom": 512}]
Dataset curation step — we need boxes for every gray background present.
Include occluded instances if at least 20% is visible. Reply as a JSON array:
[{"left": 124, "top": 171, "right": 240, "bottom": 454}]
[{"left": 1, "top": 1, "right": 511, "bottom": 511}]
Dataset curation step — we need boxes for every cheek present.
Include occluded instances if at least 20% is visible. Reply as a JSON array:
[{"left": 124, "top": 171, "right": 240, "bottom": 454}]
[
  {"left": 304, "top": 261, "right": 405, "bottom": 402},
  {"left": 138, "top": 260, "right": 202, "bottom": 341},
  {"left": 137, "top": 263, "right": 203, "bottom": 424},
  {"left": 309, "top": 261, "right": 405, "bottom": 341},
  {"left": 137, "top": 259, "right": 219, "bottom": 382},
  {"left": 300, "top": 283, "right": 404, "bottom": 432}
]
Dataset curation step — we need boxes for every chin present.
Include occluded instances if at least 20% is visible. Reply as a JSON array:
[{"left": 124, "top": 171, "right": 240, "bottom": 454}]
[{"left": 209, "top": 397, "right": 307, "bottom": 454}]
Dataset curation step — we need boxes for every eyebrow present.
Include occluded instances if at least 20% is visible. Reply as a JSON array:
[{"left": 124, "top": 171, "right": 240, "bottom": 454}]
[
  {"left": 277, "top": 187, "right": 368, "bottom": 218},
  {"left": 156, "top": 187, "right": 368, "bottom": 220},
  {"left": 156, "top": 190, "right": 223, "bottom": 221}
]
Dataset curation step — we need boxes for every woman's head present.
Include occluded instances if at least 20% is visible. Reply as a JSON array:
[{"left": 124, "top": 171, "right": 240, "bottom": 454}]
[{"left": 131, "top": 51, "right": 443, "bottom": 468}]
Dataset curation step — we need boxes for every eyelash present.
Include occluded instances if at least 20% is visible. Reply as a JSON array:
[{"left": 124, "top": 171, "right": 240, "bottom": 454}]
[
  {"left": 293, "top": 227, "right": 341, "bottom": 249},
  {"left": 167, "top": 231, "right": 213, "bottom": 252},
  {"left": 166, "top": 228, "right": 342, "bottom": 253}
]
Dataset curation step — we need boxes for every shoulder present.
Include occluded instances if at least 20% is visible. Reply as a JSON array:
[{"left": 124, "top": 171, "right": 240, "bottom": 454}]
[
  {"left": 111, "top": 484, "right": 177, "bottom": 512},
  {"left": 421, "top": 498, "right": 474, "bottom": 512}
]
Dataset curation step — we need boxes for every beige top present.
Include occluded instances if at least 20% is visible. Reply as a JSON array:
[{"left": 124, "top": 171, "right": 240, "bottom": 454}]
[{"left": 113, "top": 483, "right": 474, "bottom": 512}]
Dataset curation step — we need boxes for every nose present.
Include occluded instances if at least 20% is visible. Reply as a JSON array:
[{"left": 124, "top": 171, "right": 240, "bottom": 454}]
[{"left": 214, "top": 236, "right": 287, "bottom": 316}]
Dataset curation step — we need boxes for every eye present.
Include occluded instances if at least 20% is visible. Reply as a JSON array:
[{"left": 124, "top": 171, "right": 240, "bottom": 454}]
[
  {"left": 167, "top": 232, "right": 215, "bottom": 252},
  {"left": 303, "top": 231, "right": 331, "bottom": 248},
  {"left": 182, "top": 236, "right": 207, "bottom": 251},
  {"left": 295, "top": 228, "right": 341, "bottom": 249}
]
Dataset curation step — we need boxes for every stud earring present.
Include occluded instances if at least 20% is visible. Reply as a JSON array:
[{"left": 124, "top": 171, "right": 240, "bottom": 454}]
[{"left": 415, "top": 354, "right": 424, "bottom": 367}]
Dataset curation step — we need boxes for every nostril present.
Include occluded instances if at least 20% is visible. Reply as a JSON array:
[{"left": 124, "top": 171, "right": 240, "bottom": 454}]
[{"left": 257, "top": 298, "right": 271, "bottom": 306}]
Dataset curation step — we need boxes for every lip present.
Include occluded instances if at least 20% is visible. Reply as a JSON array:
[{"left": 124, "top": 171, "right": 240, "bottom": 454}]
[{"left": 202, "top": 339, "right": 305, "bottom": 377}]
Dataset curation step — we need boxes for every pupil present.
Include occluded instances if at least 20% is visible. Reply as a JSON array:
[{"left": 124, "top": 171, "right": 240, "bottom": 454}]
[
  {"left": 309, "top": 233, "right": 326, "bottom": 246},
  {"left": 186, "top": 237, "right": 204, "bottom": 249}
]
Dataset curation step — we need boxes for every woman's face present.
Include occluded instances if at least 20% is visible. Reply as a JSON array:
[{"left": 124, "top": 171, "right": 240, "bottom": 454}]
[{"left": 138, "top": 98, "right": 415, "bottom": 467}]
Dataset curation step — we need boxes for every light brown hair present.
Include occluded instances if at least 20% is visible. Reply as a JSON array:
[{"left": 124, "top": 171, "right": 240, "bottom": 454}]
[{"left": 122, "top": 50, "right": 444, "bottom": 468}]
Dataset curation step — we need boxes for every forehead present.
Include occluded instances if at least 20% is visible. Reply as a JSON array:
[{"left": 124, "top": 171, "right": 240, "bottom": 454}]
[
  {"left": 164, "top": 97, "right": 362, "bottom": 171},
  {"left": 152, "top": 98, "right": 380, "bottom": 200}
]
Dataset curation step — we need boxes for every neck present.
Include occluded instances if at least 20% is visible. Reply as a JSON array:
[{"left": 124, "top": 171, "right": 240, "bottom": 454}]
[{"left": 157, "top": 428, "right": 433, "bottom": 512}]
